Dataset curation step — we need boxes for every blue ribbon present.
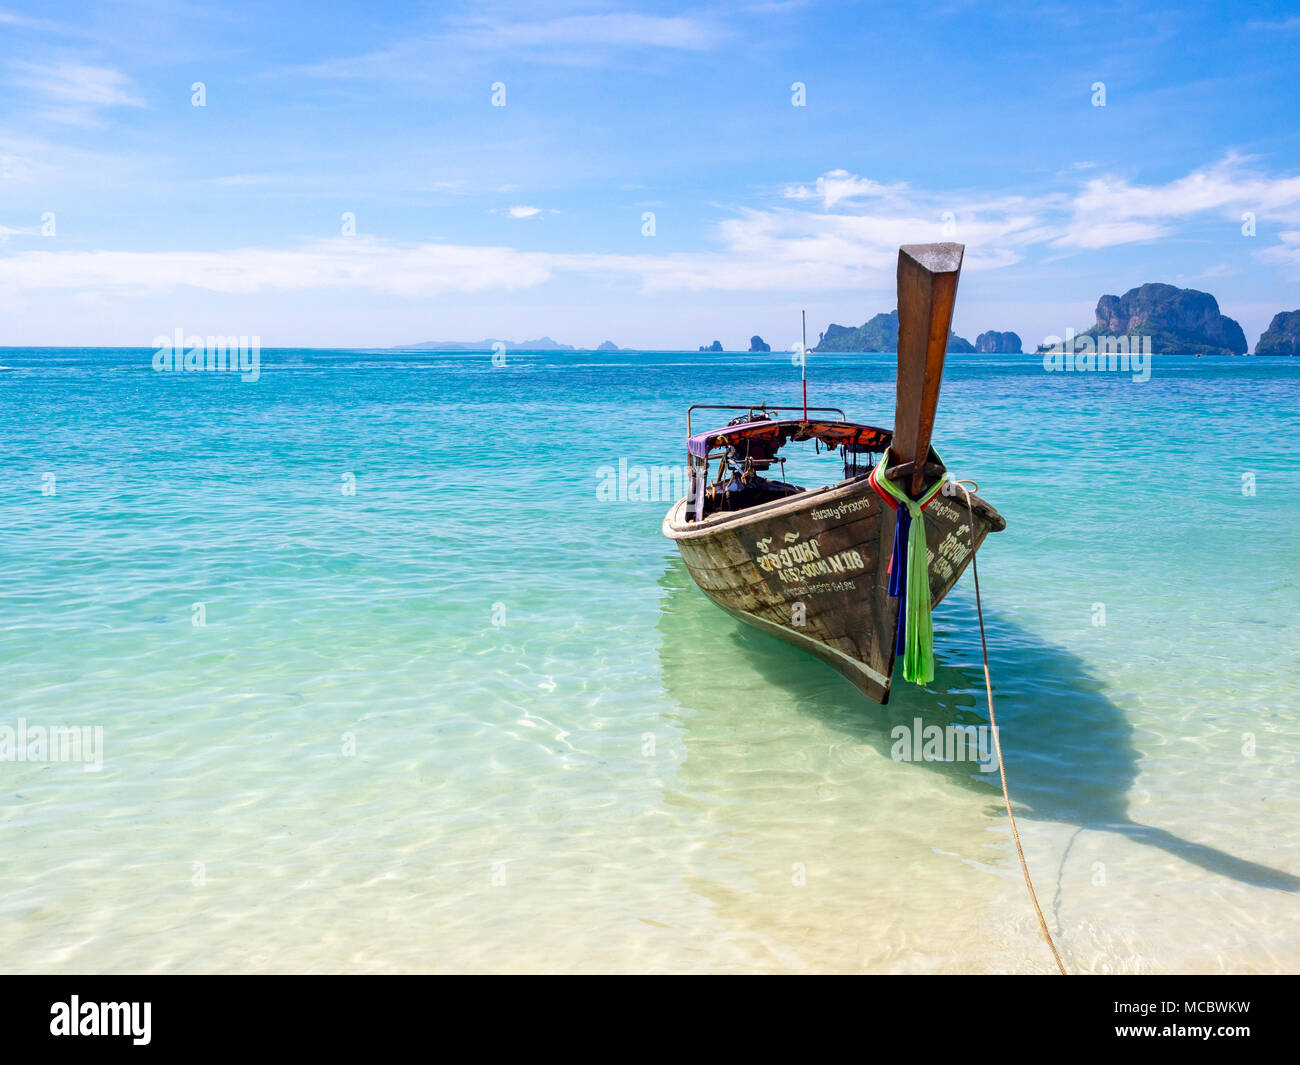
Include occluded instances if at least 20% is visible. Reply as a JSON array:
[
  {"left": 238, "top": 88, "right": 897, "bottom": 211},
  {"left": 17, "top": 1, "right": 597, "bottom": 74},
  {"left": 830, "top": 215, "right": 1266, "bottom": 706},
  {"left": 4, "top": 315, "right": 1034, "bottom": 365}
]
[{"left": 889, "top": 504, "right": 910, "bottom": 655}]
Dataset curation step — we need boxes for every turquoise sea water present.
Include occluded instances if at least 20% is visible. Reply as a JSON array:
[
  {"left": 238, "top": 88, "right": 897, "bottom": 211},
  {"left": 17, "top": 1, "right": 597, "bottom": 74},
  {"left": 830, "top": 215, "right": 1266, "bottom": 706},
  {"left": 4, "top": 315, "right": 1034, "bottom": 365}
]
[{"left": 0, "top": 347, "right": 1296, "bottom": 973}]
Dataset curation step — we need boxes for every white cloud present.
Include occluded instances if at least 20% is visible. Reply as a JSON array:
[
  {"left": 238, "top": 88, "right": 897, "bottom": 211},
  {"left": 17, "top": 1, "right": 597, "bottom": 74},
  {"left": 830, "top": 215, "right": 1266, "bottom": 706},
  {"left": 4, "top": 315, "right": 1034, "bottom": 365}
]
[
  {"left": 0, "top": 147, "right": 40, "bottom": 185},
  {"left": 1057, "top": 219, "right": 1168, "bottom": 250},
  {"left": 0, "top": 135, "right": 88, "bottom": 186},
  {"left": 296, "top": 11, "right": 724, "bottom": 79},
  {"left": 210, "top": 173, "right": 277, "bottom": 186},
  {"left": 0, "top": 238, "right": 557, "bottom": 296},
  {"left": 4, "top": 159, "right": 1300, "bottom": 299},
  {"left": 1259, "top": 230, "right": 1300, "bottom": 276},
  {"left": 8, "top": 61, "right": 144, "bottom": 125},
  {"left": 0, "top": 134, "right": 161, "bottom": 192},
  {"left": 1056, "top": 154, "right": 1300, "bottom": 248},
  {"left": 1245, "top": 16, "right": 1300, "bottom": 30},
  {"left": 452, "top": 13, "right": 723, "bottom": 52},
  {"left": 0, "top": 8, "right": 86, "bottom": 35},
  {"left": 784, "top": 170, "right": 908, "bottom": 209}
]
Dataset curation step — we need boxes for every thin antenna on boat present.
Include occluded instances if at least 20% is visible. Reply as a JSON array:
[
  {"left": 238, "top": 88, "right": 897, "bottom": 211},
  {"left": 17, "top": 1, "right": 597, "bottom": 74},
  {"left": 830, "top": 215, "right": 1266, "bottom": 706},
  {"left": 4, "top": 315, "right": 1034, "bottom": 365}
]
[{"left": 801, "top": 309, "right": 808, "bottom": 421}]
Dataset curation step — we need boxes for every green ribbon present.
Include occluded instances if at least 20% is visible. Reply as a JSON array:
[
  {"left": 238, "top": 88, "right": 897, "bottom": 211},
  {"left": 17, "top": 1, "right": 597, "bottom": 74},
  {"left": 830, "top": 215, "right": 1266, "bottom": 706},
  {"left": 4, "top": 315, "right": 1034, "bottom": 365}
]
[{"left": 874, "top": 447, "right": 947, "bottom": 684}]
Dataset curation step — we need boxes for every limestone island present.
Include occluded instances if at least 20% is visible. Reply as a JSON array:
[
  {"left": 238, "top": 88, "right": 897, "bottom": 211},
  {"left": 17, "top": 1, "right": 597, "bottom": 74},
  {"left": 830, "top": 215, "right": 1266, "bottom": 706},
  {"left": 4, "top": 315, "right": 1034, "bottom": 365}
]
[
  {"left": 1041, "top": 283, "right": 1247, "bottom": 355},
  {"left": 975, "top": 330, "right": 1022, "bottom": 354},
  {"left": 1256, "top": 311, "right": 1300, "bottom": 355},
  {"left": 812, "top": 310, "right": 974, "bottom": 353}
]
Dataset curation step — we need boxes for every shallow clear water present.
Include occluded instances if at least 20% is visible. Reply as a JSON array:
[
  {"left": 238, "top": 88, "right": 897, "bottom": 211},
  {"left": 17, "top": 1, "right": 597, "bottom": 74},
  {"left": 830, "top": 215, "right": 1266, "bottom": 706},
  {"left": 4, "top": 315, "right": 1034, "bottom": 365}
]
[{"left": 0, "top": 347, "right": 1296, "bottom": 973}]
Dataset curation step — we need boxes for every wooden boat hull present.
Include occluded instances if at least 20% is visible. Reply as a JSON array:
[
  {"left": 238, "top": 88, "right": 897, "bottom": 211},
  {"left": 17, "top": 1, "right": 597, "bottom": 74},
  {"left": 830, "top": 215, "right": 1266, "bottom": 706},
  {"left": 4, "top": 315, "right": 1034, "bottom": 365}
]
[{"left": 663, "top": 476, "right": 1005, "bottom": 703}]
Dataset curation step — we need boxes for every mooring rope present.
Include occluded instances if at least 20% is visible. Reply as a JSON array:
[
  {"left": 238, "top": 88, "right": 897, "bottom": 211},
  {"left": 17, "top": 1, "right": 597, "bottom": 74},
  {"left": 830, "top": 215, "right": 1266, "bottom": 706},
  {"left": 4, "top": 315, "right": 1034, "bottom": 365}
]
[{"left": 953, "top": 478, "right": 1068, "bottom": 976}]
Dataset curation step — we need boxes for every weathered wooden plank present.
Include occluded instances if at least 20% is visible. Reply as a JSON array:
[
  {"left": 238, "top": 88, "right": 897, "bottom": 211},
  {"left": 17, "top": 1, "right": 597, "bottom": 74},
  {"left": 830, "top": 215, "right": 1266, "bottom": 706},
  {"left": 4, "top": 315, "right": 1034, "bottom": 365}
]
[
  {"left": 894, "top": 242, "right": 963, "bottom": 496},
  {"left": 664, "top": 476, "right": 1002, "bottom": 703}
]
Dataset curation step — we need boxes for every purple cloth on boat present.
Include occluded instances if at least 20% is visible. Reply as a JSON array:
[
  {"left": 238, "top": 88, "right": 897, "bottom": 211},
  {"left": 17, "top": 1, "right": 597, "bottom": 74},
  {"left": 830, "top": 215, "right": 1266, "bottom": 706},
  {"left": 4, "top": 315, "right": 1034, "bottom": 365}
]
[{"left": 686, "top": 418, "right": 890, "bottom": 459}]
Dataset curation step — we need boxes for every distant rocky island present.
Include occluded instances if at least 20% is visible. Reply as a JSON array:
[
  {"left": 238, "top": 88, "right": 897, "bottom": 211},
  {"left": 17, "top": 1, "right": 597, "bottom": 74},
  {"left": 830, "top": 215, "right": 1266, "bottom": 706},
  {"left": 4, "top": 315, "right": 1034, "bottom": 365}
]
[
  {"left": 812, "top": 310, "right": 974, "bottom": 353},
  {"left": 1256, "top": 311, "right": 1300, "bottom": 355},
  {"left": 397, "top": 336, "right": 577, "bottom": 352},
  {"left": 696, "top": 337, "right": 771, "bottom": 352},
  {"left": 1042, "top": 284, "right": 1247, "bottom": 356},
  {"left": 975, "top": 330, "right": 1022, "bottom": 354},
  {"left": 395, "top": 337, "right": 633, "bottom": 352},
  {"left": 392, "top": 294, "right": 1296, "bottom": 356}
]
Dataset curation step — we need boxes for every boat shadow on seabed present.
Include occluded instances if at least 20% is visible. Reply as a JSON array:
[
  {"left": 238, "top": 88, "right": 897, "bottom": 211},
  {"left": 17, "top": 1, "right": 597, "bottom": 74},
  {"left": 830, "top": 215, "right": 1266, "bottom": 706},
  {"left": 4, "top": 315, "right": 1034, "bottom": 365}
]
[{"left": 656, "top": 556, "right": 1299, "bottom": 895}]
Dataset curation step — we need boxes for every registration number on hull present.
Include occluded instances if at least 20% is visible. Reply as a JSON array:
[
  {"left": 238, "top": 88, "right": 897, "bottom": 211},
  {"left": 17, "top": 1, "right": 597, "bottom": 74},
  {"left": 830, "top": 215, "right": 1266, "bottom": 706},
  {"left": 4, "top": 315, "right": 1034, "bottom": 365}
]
[{"left": 752, "top": 531, "right": 865, "bottom": 587}]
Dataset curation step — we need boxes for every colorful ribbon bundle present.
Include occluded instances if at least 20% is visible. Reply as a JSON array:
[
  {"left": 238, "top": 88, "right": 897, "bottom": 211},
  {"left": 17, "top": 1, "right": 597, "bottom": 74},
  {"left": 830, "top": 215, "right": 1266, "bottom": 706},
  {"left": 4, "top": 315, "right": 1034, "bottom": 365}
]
[{"left": 869, "top": 447, "right": 947, "bottom": 684}]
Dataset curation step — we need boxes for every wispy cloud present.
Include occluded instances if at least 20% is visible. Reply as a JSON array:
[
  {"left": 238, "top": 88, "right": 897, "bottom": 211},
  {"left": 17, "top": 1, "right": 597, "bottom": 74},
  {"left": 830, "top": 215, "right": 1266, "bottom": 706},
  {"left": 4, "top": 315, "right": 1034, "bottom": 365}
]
[
  {"left": 1245, "top": 16, "right": 1300, "bottom": 30},
  {"left": 784, "top": 170, "right": 908, "bottom": 209},
  {"left": 451, "top": 12, "right": 723, "bottom": 52},
  {"left": 0, "top": 239, "right": 557, "bottom": 297},
  {"left": 1057, "top": 153, "right": 1300, "bottom": 248},
  {"left": 8, "top": 61, "right": 144, "bottom": 125},
  {"left": 0, "top": 134, "right": 158, "bottom": 191},
  {"left": 1259, "top": 230, "right": 1300, "bottom": 275},
  {"left": 0, "top": 7, "right": 86, "bottom": 35},
  {"left": 5, "top": 158, "right": 1300, "bottom": 297},
  {"left": 779, "top": 157, "right": 1300, "bottom": 261},
  {"left": 0, "top": 145, "right": 41, "bottom": 185},
  {"left": 296, "top": 10, "right": 726, "bottom": 78},
  {"left": 209, "top": 173, "right": 277, "bottom": 187}
]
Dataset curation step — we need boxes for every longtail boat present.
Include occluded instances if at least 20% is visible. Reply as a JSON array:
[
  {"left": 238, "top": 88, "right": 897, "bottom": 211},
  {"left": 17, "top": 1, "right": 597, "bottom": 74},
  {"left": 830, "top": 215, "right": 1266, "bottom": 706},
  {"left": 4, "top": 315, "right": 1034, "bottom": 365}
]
[{"left": 662, "top": 243, "right": 1005, "bottom": 704}]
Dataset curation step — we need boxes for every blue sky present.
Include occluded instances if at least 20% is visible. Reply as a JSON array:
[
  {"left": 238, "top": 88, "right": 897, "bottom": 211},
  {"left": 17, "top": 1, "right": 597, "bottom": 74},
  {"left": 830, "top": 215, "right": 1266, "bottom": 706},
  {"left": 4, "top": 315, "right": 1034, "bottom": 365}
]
[{"left": 1, "top": 0, "right": 1299, "bottom": 349}]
